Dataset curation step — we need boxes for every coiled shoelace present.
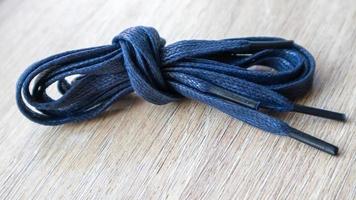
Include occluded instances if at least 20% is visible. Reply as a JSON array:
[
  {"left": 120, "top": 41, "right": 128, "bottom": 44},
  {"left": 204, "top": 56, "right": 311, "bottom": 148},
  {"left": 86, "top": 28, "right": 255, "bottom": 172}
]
[{"left": 16, "top": 26, "right": 346, "bottom": 155}]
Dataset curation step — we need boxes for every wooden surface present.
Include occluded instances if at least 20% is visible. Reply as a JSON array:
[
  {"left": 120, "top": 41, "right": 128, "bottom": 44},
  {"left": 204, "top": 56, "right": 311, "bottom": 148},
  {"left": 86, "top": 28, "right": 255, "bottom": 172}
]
[{"left": 0, "top": 0, "right": 355, "bottom": 199}]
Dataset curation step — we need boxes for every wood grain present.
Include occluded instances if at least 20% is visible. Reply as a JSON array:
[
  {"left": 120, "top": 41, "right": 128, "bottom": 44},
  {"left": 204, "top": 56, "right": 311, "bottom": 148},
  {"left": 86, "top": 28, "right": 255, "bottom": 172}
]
[{"left": 0, "top": 0, "right": 355, "bottom": 199}]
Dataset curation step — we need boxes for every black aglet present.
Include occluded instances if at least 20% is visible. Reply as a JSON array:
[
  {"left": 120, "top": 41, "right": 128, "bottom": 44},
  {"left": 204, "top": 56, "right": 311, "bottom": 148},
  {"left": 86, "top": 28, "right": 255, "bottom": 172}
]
[
  {"left": 293, "top": 104, "right": 346, "bottom": 122},
  {"left": 287, "top": 127, "right": 338, "bottom": 156},
  {"left": 208, "top": 86, "right": 260, "bottom": 110},
  {"left": 249, "top": 40, "right": 294, "bottom": 51}
]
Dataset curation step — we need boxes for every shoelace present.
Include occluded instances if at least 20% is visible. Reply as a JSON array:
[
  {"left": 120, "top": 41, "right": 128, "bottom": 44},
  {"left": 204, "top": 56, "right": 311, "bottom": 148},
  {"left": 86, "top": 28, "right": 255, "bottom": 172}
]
[{"left": 16, "top": 26, "right": 346, "bottom": 155}]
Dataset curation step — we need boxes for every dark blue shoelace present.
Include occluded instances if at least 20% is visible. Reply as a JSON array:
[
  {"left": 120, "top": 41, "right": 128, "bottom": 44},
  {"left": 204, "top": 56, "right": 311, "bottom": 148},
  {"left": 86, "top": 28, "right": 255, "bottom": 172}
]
[{"left": 16, "top": 26, "right": 346, "bottom": 155}]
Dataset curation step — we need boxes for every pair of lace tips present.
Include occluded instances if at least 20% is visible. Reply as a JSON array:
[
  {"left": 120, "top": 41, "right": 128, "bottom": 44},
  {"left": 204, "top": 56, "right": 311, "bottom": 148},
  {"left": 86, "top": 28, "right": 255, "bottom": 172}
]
[
  {"left": 288, "top": 104, "right": 345, "bottom": 155},
  {"left": 208, "top": 86, "right": 346, "bottom": 155}
]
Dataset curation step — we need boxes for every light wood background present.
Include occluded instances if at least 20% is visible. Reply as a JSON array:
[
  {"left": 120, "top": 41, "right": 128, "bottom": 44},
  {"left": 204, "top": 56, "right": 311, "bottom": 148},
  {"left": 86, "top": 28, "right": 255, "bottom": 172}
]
[{"left": 0, "top": 0, "right": 355, "bottom": 199}]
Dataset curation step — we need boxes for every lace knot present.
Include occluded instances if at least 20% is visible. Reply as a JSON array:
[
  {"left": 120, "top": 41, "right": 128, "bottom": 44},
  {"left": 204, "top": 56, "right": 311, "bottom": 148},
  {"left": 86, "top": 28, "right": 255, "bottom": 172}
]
[{"left": 113, "top": 26, "right": 177, "bottom": 104}]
